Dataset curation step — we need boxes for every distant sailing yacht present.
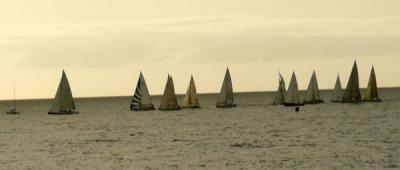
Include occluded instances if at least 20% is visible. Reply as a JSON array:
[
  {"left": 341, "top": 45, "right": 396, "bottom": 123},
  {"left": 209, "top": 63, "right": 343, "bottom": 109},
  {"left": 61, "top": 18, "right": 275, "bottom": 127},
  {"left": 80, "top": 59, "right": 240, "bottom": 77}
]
[
  {"left": 284, "top": 72, "right": 304, "bottom": 106},
  {"left": 48, "top": 70, "right": 79, "bottom": 114},
  {"left": 342, "top": 61, "right": 362, "bottom": 103},
  {"left": 363, "top": 66, "right": 381, "bottom": 102},
  {"left": 304, "top": 71, "right": 324, "bottom": 104},
  {"left": 273, "top": 73, "right": 286, "bottom": 105},
  {"left": 7, "top": 88, "right": 20, "bottom": 114},
  {"left": 130, "top": 72, "right": 155, "bottom": 111},
  {"left": 331, "top": 74, "right": 343, "bottom": 102},
  {"left": 216, "top": 68, "right": 237, "bottom": 108},
  {"left": 182, "top": 75, "right": 201, "bottom": 108},
  {"left": 159, "top": 75, "right": 181, "bottom": 111}
]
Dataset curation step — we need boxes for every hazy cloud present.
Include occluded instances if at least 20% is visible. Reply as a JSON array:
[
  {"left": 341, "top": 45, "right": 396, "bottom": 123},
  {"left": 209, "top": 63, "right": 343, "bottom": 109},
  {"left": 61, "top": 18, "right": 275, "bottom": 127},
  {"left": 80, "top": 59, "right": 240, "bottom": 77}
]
[{"left": 0, "top": 16, "right": 399, "bottom": 67}]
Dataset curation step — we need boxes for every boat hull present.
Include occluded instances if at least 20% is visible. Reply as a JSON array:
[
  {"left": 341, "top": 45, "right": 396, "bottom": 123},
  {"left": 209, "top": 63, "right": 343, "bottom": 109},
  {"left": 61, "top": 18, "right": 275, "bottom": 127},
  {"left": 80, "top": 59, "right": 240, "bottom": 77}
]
[
  {"left": 48, "top": 111, "right": 79, "bottom": 115},
  {"left": 181, "top": 105, "right": 201, "bottom": 109},
  {"left": 363, "top": 99, "right": 382, "bottom": 102},
  {"left": 159, "top": 106, "right": 181, "bottom": 111},
  {"left": 283, "top": 103, "right": 305, "bottom": 107},
  {"left": 216, "top": 103, "right": 237, "bottom": 108},
  {"left": 7, "top": 111, "right": 20, "bottom": 114},
  {"left": 131, "top": 105, "right": 155, "bottom": 111}
]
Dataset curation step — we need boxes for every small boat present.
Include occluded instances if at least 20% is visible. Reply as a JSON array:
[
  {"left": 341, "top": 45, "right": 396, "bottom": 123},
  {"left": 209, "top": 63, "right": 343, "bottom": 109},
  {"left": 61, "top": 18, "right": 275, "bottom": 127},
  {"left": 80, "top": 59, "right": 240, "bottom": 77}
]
[
  {"left": 304, "top": 71, "right": 324, "bottom": 104},
  {"left": 216, "top": 68, "right": 237, "bottom": 108},
  {"left": 342, "top": 61, "right": 362, "bottom": 103},
  {"left": 273, "top": 73, "right": 286, "bottom": 105},
  {"left": 159, "top": 75, "right": 181, "bottom": 111},
  {"left": 48, "top": 70, "right": 79, "bottom": 114},
  {"left": 182, "top": 75, "right": 201, "bottom": 108},
  {"left": 363, "top": 66, "right": 382, "bottom": 102},
  {"left": 284, "top": 72, "right": 304, "bottom": 106},
  {"left": 7, "top": 88, "right": 20, "bottom": 114},
  {"left": 130, "top": 72, "right": 155, "bottom": 111},
  {"left": 331, "top": 74, "right": 344, "bottom": 103}
]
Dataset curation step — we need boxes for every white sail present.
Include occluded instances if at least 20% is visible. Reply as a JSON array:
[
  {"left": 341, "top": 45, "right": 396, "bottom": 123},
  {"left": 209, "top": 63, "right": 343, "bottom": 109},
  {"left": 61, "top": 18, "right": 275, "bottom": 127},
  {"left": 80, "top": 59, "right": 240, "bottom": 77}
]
[
  {"left": 343, "top": 61, "right": 361, "bottom": 103},
  {"left": 131, "top": 72, "right": 154, "bottom": 111},
  {"left": 363, "top": 66, "right": 381, "bottom": 102},
  {"left": 49, "top": 70, "right": 78, "bottom": 114},
  {"left": 304, "top": 71, "right": 323, "bottom": 103},
  {"left": 284, "top": 72, "right": 303, "bottom": 105},
  {"left": 331, "top": 74, "right": 343, "bottom": 101},
  {"left": 273, "top": 74, "right": 286, "bottom": 105},
  {"left": 182, "top": 75, "right": 200, "bottom": 108},
  {"left": 216, "top": 68, "right": 236, "bottom": 107},
  {"left": 159, "top": 75, "right": 180, "bottom": 110}
]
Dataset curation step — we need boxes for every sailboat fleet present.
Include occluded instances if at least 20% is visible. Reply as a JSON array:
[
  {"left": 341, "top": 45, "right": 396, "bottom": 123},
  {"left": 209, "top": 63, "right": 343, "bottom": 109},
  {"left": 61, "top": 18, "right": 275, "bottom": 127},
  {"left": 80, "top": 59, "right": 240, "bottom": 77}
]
[{"left": 4, "top": 61, "right": 383, "bottom": 114}]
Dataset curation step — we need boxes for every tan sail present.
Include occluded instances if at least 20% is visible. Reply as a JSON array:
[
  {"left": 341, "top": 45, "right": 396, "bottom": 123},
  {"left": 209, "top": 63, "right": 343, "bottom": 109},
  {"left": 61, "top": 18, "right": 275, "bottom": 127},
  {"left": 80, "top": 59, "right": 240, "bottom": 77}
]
[
  {"left": 331, "top": 74, "right": 343, "bottom": 102},
  {"left": 304, "top": 71, "right": 323, "bottom": 104},
  {"left": 159, "top": 75, "right": 181, "bottom": 110},
  {"left": 363, "top": 66, "right": 381, "bottom": 102},
  {"left": 284, "top": 71, "right": 304, "bottom": 106},
  {"left": 342, "top": 61, "right": 361, "bottom": 103},
  {"left": 49, "top": 70, "right": 78, "bottom": 114},
  {"left": 182, "top": 75, "right": 200, "bottom": 108},
  {"left": 273, "top": 73, "right": 286, "bottom": 105},
  {"left": 216, "top": 68, "right": 236, "bottom": 108}
]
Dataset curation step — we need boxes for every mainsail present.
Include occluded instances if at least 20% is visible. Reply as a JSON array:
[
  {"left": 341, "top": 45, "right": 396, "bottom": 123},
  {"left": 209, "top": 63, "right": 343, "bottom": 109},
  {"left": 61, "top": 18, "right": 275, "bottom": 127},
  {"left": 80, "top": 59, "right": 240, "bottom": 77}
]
[
  {"left": 216, "top": 68, "right": 236, "bottom": 108},
  {"left": 331, "top": 74, "right": 343, "bottom": 102},
  {"left": 159, "top": 75, "right": 181, "bottom": 110},
  {"left": 49, "top": 70, "right": 78, "bottom": 114},
  {"left": 273, "top": 73, "right": 286, "bottom": 105},
  {"left": 342, "top": 61, "right": 361, "bottom": 103},
  {"left": 284, "top": 72, "right": 304, "bottom": 106},
  {"left": 363, "top": 66, "right": 381, "bottom": 102},
  {"left": 182, "top": 75, "right": 201, "bottom": 108},
  {"left": 304, "top": 71, "right": 323, "bottom": 104},
  {"left": 130, "top": 72, "right": 155, "bottom": 111}
]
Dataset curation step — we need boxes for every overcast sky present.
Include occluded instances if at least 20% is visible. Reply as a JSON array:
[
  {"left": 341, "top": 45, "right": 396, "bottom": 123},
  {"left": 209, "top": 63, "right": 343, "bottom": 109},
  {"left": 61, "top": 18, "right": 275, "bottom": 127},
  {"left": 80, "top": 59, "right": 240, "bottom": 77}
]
[{"left": 0, "top": 0, "right": 399, "bottom": 99}]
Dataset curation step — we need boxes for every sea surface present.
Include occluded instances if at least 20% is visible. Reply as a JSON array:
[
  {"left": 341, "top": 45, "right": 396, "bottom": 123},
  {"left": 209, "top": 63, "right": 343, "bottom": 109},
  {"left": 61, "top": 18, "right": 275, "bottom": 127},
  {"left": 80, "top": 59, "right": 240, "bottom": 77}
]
[{"left": 0, "top": 88, "right": 399, "bottom": 169}]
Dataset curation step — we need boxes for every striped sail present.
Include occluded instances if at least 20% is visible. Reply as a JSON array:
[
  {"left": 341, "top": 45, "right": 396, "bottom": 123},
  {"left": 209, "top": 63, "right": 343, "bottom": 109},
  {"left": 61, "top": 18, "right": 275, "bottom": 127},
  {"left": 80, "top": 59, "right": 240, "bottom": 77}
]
[
  {"left": 363, "top": 66, "right": 381, "bottom": 102},
  {"left": 331, "top": 74, "right": 343, "bottom": 101},
  {"left": 159, "top": 75, "right": 180, "bottom": 110},
  {"left": 342, "top": 61, "right": 361, "bottom": 103},
  {"left": 284, "top": 72, "right": 303, "bottom": 105},
  {"left": 130, "top": 72, "right": 154, "bottom": 111},
  {"left": 216, "top": 68, "right": 236, "bottom": 108},
  {"left": 49, "top": 70, "right": 78, "bottom": 114},
  {"left": 273, "top": 73, "right": 286, "bottom": 105},
  {"left": 304, "top": 71, "right": 323, "bottom": 103},
  {"left": 182, "top": 75, "right": 200, "bottom": 108}
]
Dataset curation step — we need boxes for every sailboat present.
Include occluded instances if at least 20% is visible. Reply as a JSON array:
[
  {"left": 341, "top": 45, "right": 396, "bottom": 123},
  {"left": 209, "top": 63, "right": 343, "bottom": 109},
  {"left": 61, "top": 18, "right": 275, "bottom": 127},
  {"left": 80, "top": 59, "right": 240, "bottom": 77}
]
[
  {"left": 130, "top": 72, "right": 155, "bottom": 111},
  {"left": 7, "top": 88, "right": 20, "bottom": 114},
  {"left": 304, "top": 71, "right": 324, "bottom": 104},
  {"left": 331, "top": 74, "right": 344, "bottom": 102},
  {"left": 363, "top": 66, "right": 381, "bottom": 102},
  {"left": 48, "top": 70, "right": 79, "bottom": 114},
  {"left": 216, "top": 68, "right": 237, "bottom": 108},
  {"left": 159, "top": 75, "right": 181, "bottom": 111},
  {"left": 342, "top": 61, "right": 362, "bottom": 103},
  {"left": 273, "top": 73, "right": 286, "bottom": 105},
  {"left": 284, "top": 72, "right": 304, "bottom": 106},
  {"left": 182, "top": 75, "right": 201, "bottom": 108}
]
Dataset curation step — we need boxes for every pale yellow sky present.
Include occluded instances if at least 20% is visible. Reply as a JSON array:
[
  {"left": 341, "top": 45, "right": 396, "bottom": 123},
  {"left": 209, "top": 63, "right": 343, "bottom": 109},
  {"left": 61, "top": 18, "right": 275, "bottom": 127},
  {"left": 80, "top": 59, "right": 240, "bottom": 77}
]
[{"left": 0, "top": 0, "right": 399, "bottom": 99}]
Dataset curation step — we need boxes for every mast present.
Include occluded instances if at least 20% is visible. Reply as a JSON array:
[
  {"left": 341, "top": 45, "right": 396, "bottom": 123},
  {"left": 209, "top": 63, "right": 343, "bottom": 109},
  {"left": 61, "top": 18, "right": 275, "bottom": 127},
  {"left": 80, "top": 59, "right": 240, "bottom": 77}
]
[
  {"left": 216, "top": 68, "right": 236, "bottom": 107},
  {"left": 331, "top": 74, "right": 343, "bottom": 102},
  {"left": 363, "top": 66, "right": 381, "bottom": 102},
  {"left": 304, "top": 71, "right": 322, "bottom": 103},
  {"left": 284, "top": 71, "right": 303, "bottom": 106},
  {"left": 273, "top": 73, "right": 286, "bottom": 105}
]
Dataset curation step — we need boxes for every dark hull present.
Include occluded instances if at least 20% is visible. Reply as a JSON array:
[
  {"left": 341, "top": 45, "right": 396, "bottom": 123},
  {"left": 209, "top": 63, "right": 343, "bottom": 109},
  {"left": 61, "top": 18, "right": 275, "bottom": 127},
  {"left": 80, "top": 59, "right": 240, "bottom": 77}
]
[
  {"left": 181, "top": 105, "right": 201, "bottom": 109},
  {"left": 7, "top": 111, "right": 20, "bottom": 114},
  {"left": 216, "top": 103, "right": 237, "bottom": 108},
  {"left": 363, "top": 99, "right": 382, "bottom": 102},
  {"left": 159, "top": 106, "right": 181, "bottom": 111},
  {"left": 283, "top": 103, "right": 305, "bottom": 107},
  {"left": 48, "top": 111, "right": 79, "bottom": 115}
]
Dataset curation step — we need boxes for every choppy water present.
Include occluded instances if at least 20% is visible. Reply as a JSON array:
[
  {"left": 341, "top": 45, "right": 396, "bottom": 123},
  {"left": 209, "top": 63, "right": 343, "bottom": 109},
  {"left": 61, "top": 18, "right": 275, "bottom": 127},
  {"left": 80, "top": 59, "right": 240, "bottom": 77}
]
[{"left": 0, "top": 88, "right": 399, "bottom": 169}]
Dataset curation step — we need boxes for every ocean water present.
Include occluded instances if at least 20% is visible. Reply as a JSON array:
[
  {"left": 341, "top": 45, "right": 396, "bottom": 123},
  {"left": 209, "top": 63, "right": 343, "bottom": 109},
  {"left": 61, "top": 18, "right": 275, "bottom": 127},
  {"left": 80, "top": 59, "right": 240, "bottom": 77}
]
[{"left": 0, "top": 88, "right": 399, "bottom": 169}]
